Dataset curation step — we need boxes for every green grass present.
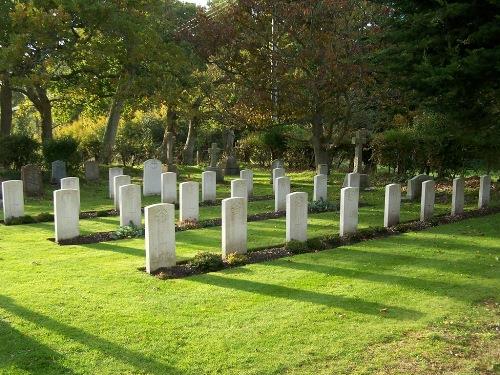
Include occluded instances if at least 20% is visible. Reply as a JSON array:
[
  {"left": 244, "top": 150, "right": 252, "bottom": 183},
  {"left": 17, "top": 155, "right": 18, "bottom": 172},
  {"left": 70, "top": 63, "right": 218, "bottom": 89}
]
[{"left": 0, "top": 211, "right": 499, "bottom": 374}]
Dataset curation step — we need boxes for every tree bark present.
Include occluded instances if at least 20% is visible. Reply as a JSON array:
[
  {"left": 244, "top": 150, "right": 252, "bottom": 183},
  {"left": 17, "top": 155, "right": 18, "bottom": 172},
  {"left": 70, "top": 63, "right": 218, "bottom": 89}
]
[
  {"left": 0, "top": 77, "right": 13, "bottom": 137},
  {"left": 26, "top": 85, "right": 53, "bottom": 141},
  {"left": 182, "top": 118, "right": 197, "bottom": 165},
  {"left": 100, "top": 93, "right": 126, "bottom": 164},
  {"left": 310, "top": 109, "right": 330, "bottom": 168}
]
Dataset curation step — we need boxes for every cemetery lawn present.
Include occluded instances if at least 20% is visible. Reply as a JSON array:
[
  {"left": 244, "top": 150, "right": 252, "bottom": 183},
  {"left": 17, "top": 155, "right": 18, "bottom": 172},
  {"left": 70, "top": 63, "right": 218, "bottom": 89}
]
[{"left": 1, "top": 211, "right": 499, "bottom": 374}]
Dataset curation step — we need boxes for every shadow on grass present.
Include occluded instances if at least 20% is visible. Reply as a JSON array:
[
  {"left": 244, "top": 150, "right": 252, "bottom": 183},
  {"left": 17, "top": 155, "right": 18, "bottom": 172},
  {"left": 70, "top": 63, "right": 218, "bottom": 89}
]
[
  {"left": 189, "top": 274, "right": 423, "bottom": 320},
  {"left": 80, "top": 242, "right": 144, "bottom": 257},
  {"left": 0, "top": 319, "right": 76, "bottom": 374},
  {"left": 0, "top": 295, "right": 184, "bottom": 374}
]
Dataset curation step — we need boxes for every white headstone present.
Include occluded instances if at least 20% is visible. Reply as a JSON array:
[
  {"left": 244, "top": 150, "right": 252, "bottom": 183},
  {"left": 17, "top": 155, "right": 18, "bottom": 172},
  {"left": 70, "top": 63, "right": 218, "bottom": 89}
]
[
  {"left": 109, "top": 167, "right": 124, "bottom": 198},
  {"left": 2, "top": 180, "right": 24, "bottom": 221},
  {"left": 313, "top": 174, "right": 327, "bottom": 201},
  {"left": 452, "top": 177, "right": 465, "bottom": 215},
  {"left": 420, "top": 180, "right": 435, "bottom": 221},
  {"left": 222, "top": 197, "right": 247, "bottom": 258},
  {"left": 145, "top": 203, "right": 176, "bottom": 274},
  {"left": 286, "top": 192, "right": 308, "bottom": 242},
  {"left": 179, "top": 182, "right": 199, "bottom": 222},
  {"left": 407, "top": 174, "right": 432, "bottom": 200},
  {"left": 231, "top": 179, "right": 247, "bottom": 199},
  {"left": 202, "top": 171, "right": 217, "bottom": 202},
  {"left": 61, "top": 177, "right": 80, "bottom": 209},
  {"left": 384, "top": 183, "right": 401, "bottom": 227},
  {"left": 478, "top": 175, "right": 491, "bottom": 209},
  {"left": 272, "top": 168, "right": 285, "bottom": 193},
  {"left": 114, "top": 175, "right": 131, "bottom": 210},
  {"left": 54, "top": 189, "right": 79, "bottom": 242},
  {"left": 143, "top": 159, "right": 162, "bottom": 196},
  {"left": 120, "top": 184, "right": 142, "bottom": 227},
  {"left": 317, "top": 164, "right": 328, "bottom": 176},
  {"left": 275, "top": 176, "right": 291, "bottom": 212},
  {"left": 240, "top": 169, "right": 254, "bottom": 197},
  {"left": 161, "top": 172, "right": 177, "bottom": 204},
  {"left": 340, "top": 187, "right": 359, "bottom": 236},
  {"left": 347, "top": 173, "right": 360, "bottom": 188}
]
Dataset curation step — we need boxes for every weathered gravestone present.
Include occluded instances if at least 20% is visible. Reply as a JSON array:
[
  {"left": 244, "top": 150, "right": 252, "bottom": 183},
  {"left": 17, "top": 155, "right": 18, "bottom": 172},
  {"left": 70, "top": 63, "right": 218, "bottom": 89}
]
[
  {"left": 2, "top": 180, "right": 24, "bottom": 221},
  {"left": 202, "top": 171, "right": 217, "bottom": 203},
  {"left": 205, "top": 143, "right": 224, "bottom": 183},
  {"left": 270, "top": 160, "right": 284, "bottom": 182},
  {"left": 479, "top": 175, "right": 491, "bottom": 209},
  {"left": 317, "top": 164, "right": 329, "bottom": 176},
  {"left": 179, "top": 182, "right": 199, "bottom": 222},
  {"left": 221, "top": 129, "right": 240, "bottom": 176},
  {"left": 286, "top": 192, "right": 308, "bottom": 242},
  {"left": 407, "top": 174, "right": 432, "bottom": 201},
  {"left": 451, "top": 177, "right": 465, "bottom": 215},
  {"left": 54, "top": 189, "right": 79, "bottom": 242},
  {"left": 84, "top": 161, "right": 100, "bottom": 181},
  {"left": 272, "top": 168, "right": 285, "bottom": 193},
  {"left": 161, "top": 172, "right": 177, "bottom": 204},
  {"left": 51, "top": 160, "right": 67, "bottom": 184},
  {"left": 120, "top": 184, "right": 142, "bottom": 227},
  {"left": 114, "top": 175, "right": 131, "bottom": 211},
  {"left": 108, "top": 167, "right": 124, "bottom": 198},
  {"left": 352, "top": 128, "right": 369, "bottom": 174},
  {"left": 143, "top": 159, "right": 162, "bottom": 196},
  {"left": 240, "top": 169, "right": 254, "bottom": 197},
  {"left": 222, "top": 197, "right": 247, "bottom": 259},
  {"left": 231, "top": 179, "right": 247, "bottom": 199},
  {"left": 313, "top": 174, "right": 327, "bottom": 202},
  {"left": 420, "top": 180, "right": 435, "bottom": 221},
  {"left": 21, "top": 164, "right": 43, "bottom": 197},
  {"left": 340, "top": 187, "right": 359, "bottom": 236},
  {"left": 145, "top": 203, "right": 176, "bottom": 274},
  {"left": 384, "top": 184, "right": 401, "bottom": 227},
  {"left": 61, "top": 177, "right": 80, "bottom": 209},
  {"left": 275, "top": 176, "right": 290, "bottom": 212}
]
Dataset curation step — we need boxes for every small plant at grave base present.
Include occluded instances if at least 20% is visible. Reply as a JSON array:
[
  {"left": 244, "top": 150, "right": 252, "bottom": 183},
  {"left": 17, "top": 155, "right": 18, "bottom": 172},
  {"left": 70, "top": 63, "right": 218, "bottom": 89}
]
[
  {"left": 177, "top": 219, "right": 200, "bottom": 230},
  {"left": 306, "top": 237, "right": 328, "bottom": 251},
  {"left": 35, "top": 212, "right": 54, "bottom": 222},
  {"left": 115, "top": 223, "right": 144, "bottom": 239},
  {"left": 225, "top": 253, "right": 248, "bottom": 266},
  {"left": 285, "top": 240, "right": 309, "bottom": 254},
  {"left": 4, "top": 215, "right": 36, "bottom": 226},
  {"left": 96, "top": 210, "right": 110, "bottom": 217},
  {"left": 308, "top": 198, "right": 337, "bottom": 213},
  {"left": 188, "top": 252, "right": 224, "bottom": 273}
]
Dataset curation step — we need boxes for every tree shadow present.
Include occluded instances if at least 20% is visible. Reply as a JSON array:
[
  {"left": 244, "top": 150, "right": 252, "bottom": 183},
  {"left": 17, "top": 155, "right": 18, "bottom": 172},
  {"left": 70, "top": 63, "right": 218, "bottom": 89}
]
[
  {"left": 0, "top": 295, "right": 184, "bottom": 374},
  {"left": 189, "top": 274, "right": 423, "bottom": 320},
  {"left": 0, "top": 319, "right": 76, "bottom": 374},
  {"left": 80, "top": 242, "right": 145, "bottom": 257}
]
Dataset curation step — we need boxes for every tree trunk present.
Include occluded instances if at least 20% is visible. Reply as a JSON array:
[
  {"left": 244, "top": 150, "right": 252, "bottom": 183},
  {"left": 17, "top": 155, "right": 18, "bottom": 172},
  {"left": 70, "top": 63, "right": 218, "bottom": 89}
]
[
  {"left": 100, "top": 94, "right": 126, "bottom": 164},
  {"left": 26, "top": 85, "right": 53, "bottom": 142},
  {"left": 0, "top": 77, "right": 13, "bottom": 137},
  {"left": 310, "top": 110, "right": 330, "bottom": 168},
  {"left": 182, "top": 117, "right": 198, "bottom": 165},
  {"left": 159, "top": 106, "right": 177, "bottom": 163}
]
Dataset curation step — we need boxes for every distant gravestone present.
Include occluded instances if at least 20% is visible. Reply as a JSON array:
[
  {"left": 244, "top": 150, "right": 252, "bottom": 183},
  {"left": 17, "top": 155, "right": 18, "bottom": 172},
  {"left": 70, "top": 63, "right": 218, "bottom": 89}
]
[
  {"left": 2, "top": 180, "right": 24, "bottom": 221},
  {"left": 61, "top": 177, "right": 80, "bottom": 209},
  {"left": 420, "top": 180, "right": 435, "bottom": 221},
  {"left": 179, "top": 182, "right": 199, "bottom": 222},
  {"left": 270, "top": 160, "right": 284, "bottom": 182},
  {"left": 231, "top": 179, "right": 247, "bottom": 199},
  {"left": 340, "top": 187, "right": 359, "bottom": 236},
  {"left": 108, "top": 167, "right": 124, "bottom": 198},
  {"left": 272, "top": 167, "right": 285, "bottom": 193},
  {"left": 114, "top": 175, "right": 131, "bottom": 211},
  {"left": 384, "top": 184, "right": 401, "bottom": 227},
  {"left": 286, "top": 192, "right": 308, "bottom": 243},
  {"left": 145, "top": 203, "right": 176, "bottom": 274},
  {"left": 314, "top": 174, "right": 327, "bottom": 202},
  {"left": 21, "top": 164, "right": 43, "bottom": 197},
  {"left": 240, "top": 169, "right": 254, "bottom": 197},
  {"left": 120, "top": 184, "right": 142, "bottom": 227},
  {"left": 222, "top": 197, "right": 247, "bottom": 259},
  {"left": 143, "top": 159, "right": 162, "bottom": 196},
  {"left": 407, "top": 174, "right": 432, "bottom": 201},
  {"left": 51, "top": 160, "right": 67, "bottom": 184},
  {"left": 202, "top": 171, "right": 217, "bottom": 203},
  {"left": 205, "top": 143, "right": 224, "bottom": 183},
  {"left": 84, "top": 161, "right": 100, "bottom": 181},
  {"left": 275, "top": 176, "right": 290, "bottom": 212},
  {"left": 161, "top": 172, "right": 177, "bottom": 204},
  {"left": 479, "top": 175, "right": 491, "bottom": 209}
]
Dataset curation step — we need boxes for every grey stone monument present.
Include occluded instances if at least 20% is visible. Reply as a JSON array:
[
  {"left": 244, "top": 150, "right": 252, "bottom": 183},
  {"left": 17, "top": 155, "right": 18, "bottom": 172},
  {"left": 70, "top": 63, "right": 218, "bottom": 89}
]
[
  {"left": 84, "top": 161, "right": 100, "bottom": 181},
  {"left": 351, "top": 128, "right": 370, "bottom": 188},
  {"left": 205, "top": 143, "right": 224, "bottom": 183},
  {"left": 21, "top": 164, "right": 43, "bottom": 197},
  {"left": 221, "top": 130, "right": 240, "bottom": 176},
  {"left": 51, "top": 160, "right": 67, "bottom": 185}
]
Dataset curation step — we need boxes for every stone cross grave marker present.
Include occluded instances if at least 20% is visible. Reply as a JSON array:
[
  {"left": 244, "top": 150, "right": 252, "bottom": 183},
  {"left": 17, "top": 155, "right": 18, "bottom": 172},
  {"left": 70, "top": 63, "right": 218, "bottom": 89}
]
[
  {"left": 208, "top": 143, "right": 221, "bottom": 168},
  {"left": 352, "top": 128, "right": 369, "bottom": 174}
]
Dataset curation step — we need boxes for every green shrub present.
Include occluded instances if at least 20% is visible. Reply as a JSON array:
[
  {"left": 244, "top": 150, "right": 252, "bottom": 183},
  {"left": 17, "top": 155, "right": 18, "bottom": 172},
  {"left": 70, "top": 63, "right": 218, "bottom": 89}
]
[
  {"left": 188, "top": 252, "right": 224, "bottom": 272},
  {"left": 0, "top": 135, "right": 40, "bottom": 170},
  {"left": 306, "top": 237, "right": 327, "bottom": 250},
  {"left": 35, "top": 212, "right": 54, "bottom": 222},
  {"left": 115, "top": 224, "right": 144, "bottom": 239},
  {"left": 285, "top": 240, "right": 309, "bottom": 254},
  {"left": 225, "top": 253, "right": 248, "bottom": 266},
  {"left": 114, "top": 119, "right": 157, "bottom": 167},
  {"left": 42, "top": 136, "right": 80, "bottom": 170},
  {"left": 308, "top": 198, "right": 337, "bottom": 213},
  {"left": 4, "top": 215, "right": 36, "bottom": 225}
]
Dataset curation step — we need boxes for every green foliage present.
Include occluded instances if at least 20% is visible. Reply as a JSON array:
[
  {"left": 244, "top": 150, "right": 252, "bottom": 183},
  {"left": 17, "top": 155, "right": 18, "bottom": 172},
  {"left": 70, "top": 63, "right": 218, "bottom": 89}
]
[
  {"left": 0, "top": 135, "right": 40, "bottom": 170},
  {"left": 308, "top": 198, "right": 337, "bottom": 213},
  {"left": 42, "top": 136, "right": 80, "bottom": 168},
  {"left": 285, "top": 240, "right": 309, "bottom": 254},
  {"left": 237, "top": 132, "right": 273, "bottom": 166},
  {"left": 114, "top": 224, "right": 145, "bottom": 239},
  {"left": 188, "top": 252, "right": 224, "bottom": 273},
  {"left": 114, "top": 119, "right": 158, "bottom": 167},
  {"left": 225, "top": 253, "right": 248, "bottom": 266},
  {"left": 306, "top": 237, "right": 328, "bottom": 251},
  {"left": 4, "top": 215, "right": 36, "bottom": 226}
]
